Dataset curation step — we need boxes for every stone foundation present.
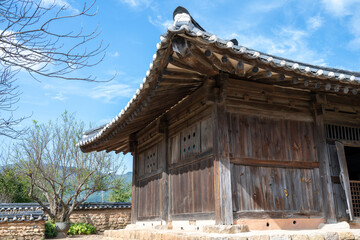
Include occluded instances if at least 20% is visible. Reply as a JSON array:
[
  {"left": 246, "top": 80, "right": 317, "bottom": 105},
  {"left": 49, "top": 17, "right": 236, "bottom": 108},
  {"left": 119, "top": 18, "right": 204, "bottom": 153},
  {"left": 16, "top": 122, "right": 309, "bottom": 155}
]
[
  {"left": 104, "top": 224, "right": 360, "bottom": 240},
  {"left": 0, "top": 220, "right": 45, "bottom": 240},
  {"left": 69, "top": 208, "right": 131, "bottom": 232}
]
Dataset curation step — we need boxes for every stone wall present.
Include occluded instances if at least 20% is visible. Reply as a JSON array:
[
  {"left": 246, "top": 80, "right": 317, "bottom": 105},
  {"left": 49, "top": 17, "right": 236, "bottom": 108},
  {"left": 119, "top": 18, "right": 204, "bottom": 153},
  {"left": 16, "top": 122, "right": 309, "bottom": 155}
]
[
  {"left": 69, "top": 208, "right": 131, "bottom": 232},
  {"left": 0, "top": 220, "right": 45, "bottom": 240}
]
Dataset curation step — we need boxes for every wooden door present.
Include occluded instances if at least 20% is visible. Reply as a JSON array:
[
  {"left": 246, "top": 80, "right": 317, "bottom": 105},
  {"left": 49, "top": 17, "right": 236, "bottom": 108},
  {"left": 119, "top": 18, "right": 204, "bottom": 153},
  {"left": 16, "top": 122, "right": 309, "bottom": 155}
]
[{"left": 335, "top": 141, "right": 354, "bottom": 221}]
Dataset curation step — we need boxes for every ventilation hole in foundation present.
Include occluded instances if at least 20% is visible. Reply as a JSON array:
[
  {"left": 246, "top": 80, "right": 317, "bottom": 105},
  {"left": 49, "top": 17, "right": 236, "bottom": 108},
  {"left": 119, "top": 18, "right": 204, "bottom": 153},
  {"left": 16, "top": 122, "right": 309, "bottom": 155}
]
[
  {"left": 266, "top": 223, "right": 270, "bottom": 227},
  {"left": 293, "top": 221, "right": 296, "bottom": 225}
]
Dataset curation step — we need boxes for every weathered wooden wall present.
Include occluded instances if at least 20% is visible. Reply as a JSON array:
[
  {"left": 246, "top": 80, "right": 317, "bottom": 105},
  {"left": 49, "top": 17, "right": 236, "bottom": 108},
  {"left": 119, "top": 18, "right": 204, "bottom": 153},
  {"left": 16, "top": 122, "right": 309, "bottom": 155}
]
[
  {"left": 223, "top": 78, "right": 325, "bottom": 219},
  {"left": 228, "top": 114, "right": 322, "bottom": 215},
  {"left": 132, "top": 75, "right": 360, "bottom": 224},
  {"left": 168, "top": 117, "right": 215, "bottom": 218},
  {"left": 134, "top": 83, "right": 215, "bottom": 221},
  {"left": 136, "top": 138, "right": 163, "bottom": 220}
]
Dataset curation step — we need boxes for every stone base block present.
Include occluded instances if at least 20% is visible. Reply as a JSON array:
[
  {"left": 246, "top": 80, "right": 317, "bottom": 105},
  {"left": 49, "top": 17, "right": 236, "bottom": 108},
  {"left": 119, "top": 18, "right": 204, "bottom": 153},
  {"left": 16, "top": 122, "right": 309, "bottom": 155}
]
[{"left": 202, "top": 224, "right": 249, "bottom": 233}]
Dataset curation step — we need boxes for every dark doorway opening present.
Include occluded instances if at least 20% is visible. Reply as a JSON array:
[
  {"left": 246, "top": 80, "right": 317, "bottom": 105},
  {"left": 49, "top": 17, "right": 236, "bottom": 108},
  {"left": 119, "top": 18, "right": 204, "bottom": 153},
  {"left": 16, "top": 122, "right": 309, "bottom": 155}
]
[
  {"left": 345, "top": 146, "right": 360, "bottom": 217},
  {"left": 345, "top": 147, "right": 360, "bottom": 181}
]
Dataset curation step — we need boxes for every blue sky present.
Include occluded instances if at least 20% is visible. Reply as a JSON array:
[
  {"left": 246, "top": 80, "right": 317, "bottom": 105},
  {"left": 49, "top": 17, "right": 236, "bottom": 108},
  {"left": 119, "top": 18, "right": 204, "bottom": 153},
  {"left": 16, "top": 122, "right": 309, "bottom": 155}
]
[{"left": 2, "top": 0, "right": 360, "bottom": 171}]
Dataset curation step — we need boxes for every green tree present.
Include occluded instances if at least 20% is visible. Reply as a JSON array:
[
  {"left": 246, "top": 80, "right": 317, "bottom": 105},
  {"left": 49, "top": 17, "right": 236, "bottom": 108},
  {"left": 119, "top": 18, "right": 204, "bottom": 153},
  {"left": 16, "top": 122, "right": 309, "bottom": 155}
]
[
  {"left": 109, "top": 180, "right": 132, "bottom": 202},
  {"left": 13, "top": 111, "right": 125, "bottom": 222},
  {"left": 0, "top": 166, "right": 33, "bottom": 203}
]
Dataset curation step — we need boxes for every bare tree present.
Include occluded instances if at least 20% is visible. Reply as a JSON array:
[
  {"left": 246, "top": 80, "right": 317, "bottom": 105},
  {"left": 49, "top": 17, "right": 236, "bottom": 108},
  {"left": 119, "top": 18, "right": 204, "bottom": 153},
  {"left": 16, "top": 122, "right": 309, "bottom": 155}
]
[
  {"left": 0, "top": 0, "right": 109, "bottom": 138},
  {"left": 13, "top": 112, "right": 124, "bottom": 222}
]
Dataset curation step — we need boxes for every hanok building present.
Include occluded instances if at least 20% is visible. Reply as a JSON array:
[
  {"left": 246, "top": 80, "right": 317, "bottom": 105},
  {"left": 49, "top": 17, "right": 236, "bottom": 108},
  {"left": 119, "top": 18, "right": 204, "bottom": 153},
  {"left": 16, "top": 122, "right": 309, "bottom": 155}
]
[{"left": 78, "top": 7, "right": 360, "bottom": 230}]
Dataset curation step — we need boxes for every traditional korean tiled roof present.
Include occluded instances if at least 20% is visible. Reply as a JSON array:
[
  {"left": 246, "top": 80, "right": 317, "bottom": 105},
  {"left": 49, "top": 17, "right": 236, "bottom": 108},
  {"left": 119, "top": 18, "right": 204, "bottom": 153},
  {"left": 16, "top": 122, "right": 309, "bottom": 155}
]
[
  {"left": 0, "top": 202, "right": 130, "bottom": 223},
  {"left": 78, "top": 6, "right": 360, "bottom": 153},
  {"left": 0, "top": 204, "right": 46, "bottom": 223}
]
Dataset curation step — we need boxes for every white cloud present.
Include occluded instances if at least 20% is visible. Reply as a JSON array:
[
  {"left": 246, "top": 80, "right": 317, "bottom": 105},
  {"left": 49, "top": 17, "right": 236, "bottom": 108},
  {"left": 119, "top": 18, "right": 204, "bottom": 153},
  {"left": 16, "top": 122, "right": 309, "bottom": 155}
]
[
  {"left": 109, "top": 51, "right": 119, "bottom": 57},
  {"left": 43, "top": 80, "right": 134, "bottom": 103},
  {"left": 91, "top": 83, "right": 134, "bottom": 103},
  {"left": 148, "top": 15, "right": 173, "bottom": 31},
  {"left": 321, "top": 0, "right": 360, "bottom": 16},
  {"left": 247, "top": 0, "right": 288, "bottom": 13},
  {"left": 226, "top": 27, "right": 326, "bottom": 66},
  {"left": 40, "top": 0, "right": 78, "bottom": 13},
  {"left": 320, "top": 0, "right": 360, "bottom": 50},
  {"left": 52, "top": 92, "right": 67, "bottom": 101},
  {"left": 307, "top": 16, "right": 323, "bottom": 31},
  {"left": 119, "top": 0, "right": 152, "bottom": 8}
]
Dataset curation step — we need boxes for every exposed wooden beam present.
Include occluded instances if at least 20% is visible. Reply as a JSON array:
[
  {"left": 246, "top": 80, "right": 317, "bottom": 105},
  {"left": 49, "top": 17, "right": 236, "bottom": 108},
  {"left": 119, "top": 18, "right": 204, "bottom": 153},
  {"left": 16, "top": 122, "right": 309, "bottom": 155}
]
[
  {"left": 251, "top": 70, "right": 273, "bottom": 80},
  {"left": 245, "top": 66, "right": 259, "bottom": 78},
  {"left": 230, "top": 157, "right": 319, "bottom": 169},
  {"left": 220, "top": 55, "right": 235, "bottom": 74},
  {"left": 235, "top": 61, "right": 246, "bottom": 76},
  {"left": 162, "top": 69, "right": 204, "bottom": 80}
]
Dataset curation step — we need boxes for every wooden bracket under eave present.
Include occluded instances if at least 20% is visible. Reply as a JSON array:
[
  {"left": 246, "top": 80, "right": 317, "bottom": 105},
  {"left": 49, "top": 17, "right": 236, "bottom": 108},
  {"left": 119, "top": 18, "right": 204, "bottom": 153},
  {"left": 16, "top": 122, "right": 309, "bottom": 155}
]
[
  {"left": 215, "top": 72, "right": 229, "bottom": 103},
  {"left": 128, "top": 134, "right": 138, "bottom": 153},
  {"left": 203, "top": 78, "right": 217, "bottom": 104},
  {"left": 156, "top": 116, "right": 168, "bottom": 134}
]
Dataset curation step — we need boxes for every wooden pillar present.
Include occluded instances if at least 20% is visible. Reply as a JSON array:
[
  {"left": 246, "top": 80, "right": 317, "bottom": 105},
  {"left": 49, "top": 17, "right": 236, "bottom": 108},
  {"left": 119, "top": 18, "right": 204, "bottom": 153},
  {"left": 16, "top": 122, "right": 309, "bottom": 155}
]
[
  {"left": 213, "top": 73, "right": 233, "bottom": 225},
  {"left": 130, "top": 139, "right": 138, "bottom": 224},
  {"left": 158, "top": 117, "right": 170, "bottom": 223},
  {"left": 313, "top": 94, "right": 337, "bottom": 223}
]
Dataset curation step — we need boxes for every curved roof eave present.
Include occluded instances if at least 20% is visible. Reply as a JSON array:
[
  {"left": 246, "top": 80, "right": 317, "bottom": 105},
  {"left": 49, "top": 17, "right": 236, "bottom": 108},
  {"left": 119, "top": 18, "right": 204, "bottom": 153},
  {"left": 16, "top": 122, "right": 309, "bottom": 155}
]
[{"left": 78, "top": 7, "right": 360, "bottom": 153}]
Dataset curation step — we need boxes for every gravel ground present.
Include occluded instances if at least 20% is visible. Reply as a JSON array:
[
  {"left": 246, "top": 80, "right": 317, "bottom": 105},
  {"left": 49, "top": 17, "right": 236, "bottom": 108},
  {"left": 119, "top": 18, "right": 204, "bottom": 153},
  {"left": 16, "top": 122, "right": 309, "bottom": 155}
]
[{"left": 55, "top": 234, "right": 104, "bottom": 239}]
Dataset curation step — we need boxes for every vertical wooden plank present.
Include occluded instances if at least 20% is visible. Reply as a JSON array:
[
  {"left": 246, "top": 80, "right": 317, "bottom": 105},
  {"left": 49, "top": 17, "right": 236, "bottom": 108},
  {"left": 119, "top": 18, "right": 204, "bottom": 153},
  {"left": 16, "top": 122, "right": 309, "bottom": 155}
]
[
  {"left": 252, "top": 116, "right": 262, "bottom": 159},
  {"left": 230, "top": 164, "right": 240, "bottom": 212},
  {"left": 313, "top": 93, "right": 337, "bottom": 223},
  {"left": 238, "top": 165, "right": 248, "bottom": 211},
  {"left": 194, "top": 161, "right": 201, "bottom": 212},
  {"left": 245, "top": 166, "right": 253, "bottom": 210},
  {"left": 252, "top": 166, "right": 263, "bottom": 210},
  {"left": 208, "top": 158, "right": 215, "bottom": 212},
  {"left": 336, "top": 141, "right": 354, "bottom": 221},
  {"left": 131, "top": 142, "right": 138, "bottom": 223},
  {"left": 212, "top": 74, "right": 233, "bottom": 225},
  {"left": 272, "top": 167, "right": 284, "bottom": 210},
  {"left": 198, "top": 161, "right": 205, "bottom": 212},
  {"left": 281, "top": 168, "right": 290, "bottom": 210},
  {"left": 160, "top": 122, "right": 169, "bottom": 222},
  {"left": 273, "top": 118, "right": 282, "bottom": 161},
  {"left": 201, "top": 118, "right": 213, "bottom": 152},
  {"left": 261, "top": 167, "right": 272, "bottom": 211}
]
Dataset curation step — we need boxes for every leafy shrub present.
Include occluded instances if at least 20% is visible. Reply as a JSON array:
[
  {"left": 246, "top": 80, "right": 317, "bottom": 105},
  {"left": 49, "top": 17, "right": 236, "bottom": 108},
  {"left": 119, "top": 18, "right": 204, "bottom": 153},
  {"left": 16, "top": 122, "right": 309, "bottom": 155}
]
[
  {"left": 68, "top": 223, "right": 96, "bottom": 235},
  {"left": 45, "top": 221, "right": 57, "bottom": 238}
]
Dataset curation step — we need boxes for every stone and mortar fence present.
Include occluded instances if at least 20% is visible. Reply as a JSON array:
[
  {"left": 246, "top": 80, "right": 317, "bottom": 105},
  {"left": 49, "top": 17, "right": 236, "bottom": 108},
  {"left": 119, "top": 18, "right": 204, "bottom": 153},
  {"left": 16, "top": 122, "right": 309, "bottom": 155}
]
[
  {"left": 0, "top": 221, "right": 45, "bottom": 240},
  {"left": 0, "top": 202, "right": 131, "bottom": 240},
  {"left": 69, "top": 203, "right": 131, "bottom": 232}
]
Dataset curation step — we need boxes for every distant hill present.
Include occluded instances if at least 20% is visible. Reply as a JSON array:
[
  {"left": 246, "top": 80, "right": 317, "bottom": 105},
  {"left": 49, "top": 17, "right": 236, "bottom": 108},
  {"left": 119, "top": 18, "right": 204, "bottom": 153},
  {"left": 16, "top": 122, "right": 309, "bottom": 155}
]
[
  {"left": 85, "top": 171, "right": 132, "bottom": 203},
  {"left": 122, "top": 171, "right": 132, "bottom": 183}
]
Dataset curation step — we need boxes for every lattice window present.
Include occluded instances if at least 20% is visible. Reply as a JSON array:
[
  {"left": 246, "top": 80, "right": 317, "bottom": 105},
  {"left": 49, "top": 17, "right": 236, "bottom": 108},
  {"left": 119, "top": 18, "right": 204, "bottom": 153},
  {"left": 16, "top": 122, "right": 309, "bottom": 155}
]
[
  {"left": 145, "top": 146, "right": 157, "bottom": 174},
  {"left": 326, "top": 124, "right": 360, "bottom": 141},
  {"left": 180, "top": 124, "right": 200, "bottom": 160},
  {"left": 350, "top": 180, "right": 360, "bottom": 217}
]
